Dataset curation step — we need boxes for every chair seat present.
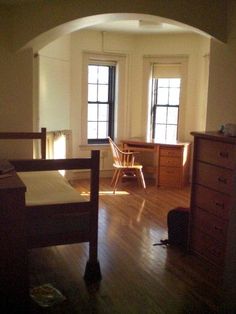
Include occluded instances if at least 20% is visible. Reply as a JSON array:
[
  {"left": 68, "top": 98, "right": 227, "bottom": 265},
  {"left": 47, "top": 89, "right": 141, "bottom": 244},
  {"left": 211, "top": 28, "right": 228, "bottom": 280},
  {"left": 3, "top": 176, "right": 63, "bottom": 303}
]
[{"left": 113, "top": 164, "right": 143, "bottom": 170}]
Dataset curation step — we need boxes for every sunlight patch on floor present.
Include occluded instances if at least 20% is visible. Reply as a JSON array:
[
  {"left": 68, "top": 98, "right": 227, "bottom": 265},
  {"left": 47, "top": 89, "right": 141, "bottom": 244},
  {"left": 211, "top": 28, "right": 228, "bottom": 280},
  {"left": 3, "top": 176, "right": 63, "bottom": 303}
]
[{"left": 80, "top": 190, "right": 130, "bottom": 196}]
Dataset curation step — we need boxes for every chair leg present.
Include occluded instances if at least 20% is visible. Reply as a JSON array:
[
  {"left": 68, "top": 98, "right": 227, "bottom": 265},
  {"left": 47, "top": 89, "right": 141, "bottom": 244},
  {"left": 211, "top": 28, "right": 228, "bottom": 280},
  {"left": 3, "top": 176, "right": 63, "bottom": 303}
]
[
  {"left": 113, "top": 169, "right": 122, "bottom": 193},
  {"left": 135, "top": 169, "right": 142, "bottom": 187},
  {"left": 111, "top": 169, "right": 118, "bottom": 187},
  {"left": 136, "top": 169, "right": 146, "bottom": 189}
]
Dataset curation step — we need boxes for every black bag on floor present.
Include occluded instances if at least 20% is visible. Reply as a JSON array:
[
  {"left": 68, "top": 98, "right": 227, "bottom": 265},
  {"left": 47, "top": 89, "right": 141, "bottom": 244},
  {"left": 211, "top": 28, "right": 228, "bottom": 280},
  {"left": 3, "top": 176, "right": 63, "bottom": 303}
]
[
  {"left": 154, "top": 207, "right": 190, "bottom": 249},
  {"left": 167, "top": 207, "right": 190, "bottom": 249}
]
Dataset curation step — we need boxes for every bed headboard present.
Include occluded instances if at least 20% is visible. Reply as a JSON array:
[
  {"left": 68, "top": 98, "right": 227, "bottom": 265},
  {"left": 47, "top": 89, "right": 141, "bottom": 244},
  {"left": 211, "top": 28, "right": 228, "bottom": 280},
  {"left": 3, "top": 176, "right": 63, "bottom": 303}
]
[{"left": 0, "top": 128, "right": 46, "bottom": 159}]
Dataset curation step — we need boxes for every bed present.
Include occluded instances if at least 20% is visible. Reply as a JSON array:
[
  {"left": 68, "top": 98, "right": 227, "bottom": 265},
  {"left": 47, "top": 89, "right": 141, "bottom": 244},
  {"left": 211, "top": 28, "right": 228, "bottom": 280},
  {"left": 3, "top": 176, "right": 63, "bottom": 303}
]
[{"left": 0, "top": 128, "right": 101, "bottom": 283}]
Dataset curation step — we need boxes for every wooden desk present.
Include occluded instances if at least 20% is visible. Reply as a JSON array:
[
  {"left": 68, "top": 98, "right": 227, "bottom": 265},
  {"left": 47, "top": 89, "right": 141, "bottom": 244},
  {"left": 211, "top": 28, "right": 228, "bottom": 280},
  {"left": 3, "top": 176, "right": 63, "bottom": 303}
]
[{"left": 122, "top": 139, "right": 191, "bottom": 188}]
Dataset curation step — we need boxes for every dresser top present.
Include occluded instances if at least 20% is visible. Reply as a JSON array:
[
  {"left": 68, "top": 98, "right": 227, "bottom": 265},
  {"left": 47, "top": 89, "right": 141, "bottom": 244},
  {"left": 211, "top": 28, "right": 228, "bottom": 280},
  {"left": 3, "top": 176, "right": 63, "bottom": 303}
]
[{"left": 191, "top": 131, "right": 236, "bottom": 144}]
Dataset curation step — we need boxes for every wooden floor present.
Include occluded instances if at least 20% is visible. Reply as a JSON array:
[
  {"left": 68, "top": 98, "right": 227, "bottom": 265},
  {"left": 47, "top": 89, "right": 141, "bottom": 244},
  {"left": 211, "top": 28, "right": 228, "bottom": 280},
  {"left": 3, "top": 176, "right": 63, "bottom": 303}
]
[{"left": 29, "top": 178, "right": 222, "bottom": 313}]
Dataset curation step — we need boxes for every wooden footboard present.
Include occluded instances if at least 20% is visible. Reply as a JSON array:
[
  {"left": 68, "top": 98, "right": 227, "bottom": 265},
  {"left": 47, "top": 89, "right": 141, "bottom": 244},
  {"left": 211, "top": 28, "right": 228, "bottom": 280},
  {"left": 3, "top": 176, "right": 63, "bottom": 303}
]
[
  {"left": 0, "top": 129, "right": 101, "bottom": 312},
  {"left": 11, "top": 150, "right": 101, "bottom": 282}
]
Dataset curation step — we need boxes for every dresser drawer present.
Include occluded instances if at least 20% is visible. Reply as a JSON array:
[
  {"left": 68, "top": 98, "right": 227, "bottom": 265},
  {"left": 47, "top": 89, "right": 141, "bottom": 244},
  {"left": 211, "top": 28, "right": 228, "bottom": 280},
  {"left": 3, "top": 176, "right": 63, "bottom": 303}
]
[
  {"left": 195, "top": 162, "right": 233, "bottom": 194},
  {"left": 160, "top": 147, "right": 182, "bottom": 158},
  {"left": 159, "top": 167, "right": 181, "bottom": 187},
  {"left": 191, "top": 207, "right": 228, "bottom": 243},
  {"left": 191, "top": 228, "right": 225, "bottom": 266},
  {"left": 197, "top": 138, "right": 235, "bottom": 169},
  {"left": 159, "top": 156, "right": 181, "bottom": 167},
  {"left": 194, "top": 184, "right": 230, "bottom": 220}
]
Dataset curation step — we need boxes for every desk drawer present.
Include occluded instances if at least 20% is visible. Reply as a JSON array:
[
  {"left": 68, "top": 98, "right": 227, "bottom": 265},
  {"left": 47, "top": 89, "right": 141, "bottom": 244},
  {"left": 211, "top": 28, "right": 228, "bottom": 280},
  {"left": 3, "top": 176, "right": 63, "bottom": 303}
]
[
  {"left": 194, "top": 184, "right": 230, "bottom": 220},
  {"left": 195, "top": 162, "right": 233, "bottom": 194},
  {"left": 197, "top": 138, "right": 235, "bottom": 169},
  {"left": 160, "top": 147, "right": 182, "bottom": 158},
  {"left": 159, "top": 167, "right": 181, "bottom": 187},
  {"left": 159, "top": 156, "right": 181, "bottom": 167}
]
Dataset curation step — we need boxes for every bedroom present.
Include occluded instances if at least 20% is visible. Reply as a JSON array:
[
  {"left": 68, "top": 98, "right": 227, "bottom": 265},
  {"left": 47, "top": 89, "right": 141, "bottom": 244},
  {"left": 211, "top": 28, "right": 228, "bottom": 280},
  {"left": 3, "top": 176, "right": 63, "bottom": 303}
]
[
  {"left": 0, "top": 1, "right": 236, "bottom": 312},
  {"left": 37, "top": 26, "right": 210, "bottom": 170}
]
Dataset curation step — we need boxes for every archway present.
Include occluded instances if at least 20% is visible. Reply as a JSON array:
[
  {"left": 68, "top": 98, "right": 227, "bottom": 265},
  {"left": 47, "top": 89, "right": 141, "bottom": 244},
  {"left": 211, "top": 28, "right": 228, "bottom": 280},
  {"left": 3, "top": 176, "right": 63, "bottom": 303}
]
[
  {"left": 34, "top": 12, "right": 211, "bottom": 161},
  {"left": 25, "top": 13, "right": 210, "bottom": 52}
]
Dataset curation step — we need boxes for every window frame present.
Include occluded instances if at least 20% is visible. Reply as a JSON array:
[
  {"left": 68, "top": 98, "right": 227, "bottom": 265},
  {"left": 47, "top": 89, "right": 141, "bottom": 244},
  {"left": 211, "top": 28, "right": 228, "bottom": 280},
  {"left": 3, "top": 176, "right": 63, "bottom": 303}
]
[
  {"left": 151, "top": 77, "right": 181, "bottom": 141},
  {"left": 87, "top": 64, "right": 116, "bottom": 144},
  {"left": 81, "top": 52, "right": 128, "bottom": 147},
  {"left": 142, "top": 56, "right": 188, "bottom": 142}
]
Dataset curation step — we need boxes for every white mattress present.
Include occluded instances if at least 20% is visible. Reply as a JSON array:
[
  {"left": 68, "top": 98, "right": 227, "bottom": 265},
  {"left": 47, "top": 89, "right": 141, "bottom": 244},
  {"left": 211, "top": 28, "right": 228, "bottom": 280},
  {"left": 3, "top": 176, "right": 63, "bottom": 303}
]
[{"left": 18, "top": 171, "right": 86, "bottom": 206}]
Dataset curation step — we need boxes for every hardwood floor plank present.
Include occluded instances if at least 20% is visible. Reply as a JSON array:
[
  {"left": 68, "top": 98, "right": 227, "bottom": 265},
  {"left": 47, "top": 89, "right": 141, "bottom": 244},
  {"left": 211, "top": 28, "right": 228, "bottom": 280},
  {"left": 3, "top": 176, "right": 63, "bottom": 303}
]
[{"left": 29, "top": 178, "right": 222, "bottom": 313}]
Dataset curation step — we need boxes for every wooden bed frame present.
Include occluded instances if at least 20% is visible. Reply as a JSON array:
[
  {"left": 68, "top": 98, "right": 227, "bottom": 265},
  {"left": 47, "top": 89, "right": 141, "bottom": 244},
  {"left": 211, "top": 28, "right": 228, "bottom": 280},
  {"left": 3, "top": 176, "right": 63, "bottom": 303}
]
[
  {"left": 0, "top": 128, "right": 101, "bottom": 311},
  {"left": 0, "top": 127, "right": 47, "bottom": 159}
]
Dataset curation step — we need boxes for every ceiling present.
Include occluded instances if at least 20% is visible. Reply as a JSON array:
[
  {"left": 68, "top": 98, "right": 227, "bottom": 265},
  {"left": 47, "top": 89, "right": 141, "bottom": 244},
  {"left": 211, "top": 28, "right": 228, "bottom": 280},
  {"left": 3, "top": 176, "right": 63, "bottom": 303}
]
[
  {"left": 0, "top": 0, "right": 35, "bottom": 4},
  {"left": 88, "top": 19, "right": 192, "bottom": 35},
  {"left": 0, "top": 1, "right": 194, "bottom": 35}
]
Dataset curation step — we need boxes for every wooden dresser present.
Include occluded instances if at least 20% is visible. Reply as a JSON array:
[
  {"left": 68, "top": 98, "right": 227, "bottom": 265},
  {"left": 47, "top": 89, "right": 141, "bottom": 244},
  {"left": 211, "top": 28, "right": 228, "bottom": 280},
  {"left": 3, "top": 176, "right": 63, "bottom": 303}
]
[{"left": 190, "top": 131, "right": 236, "bottom": 308}]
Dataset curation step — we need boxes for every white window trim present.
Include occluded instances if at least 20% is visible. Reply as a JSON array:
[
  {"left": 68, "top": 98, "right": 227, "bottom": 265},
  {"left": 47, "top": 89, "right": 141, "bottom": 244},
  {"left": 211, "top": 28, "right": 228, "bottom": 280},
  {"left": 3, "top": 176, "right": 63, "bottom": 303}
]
[
  {"left": 142, "top": 56, "right": 188, "bottom": 141},
  {"left": 81, "top": 51, "right": 129, "bottom": 145}
]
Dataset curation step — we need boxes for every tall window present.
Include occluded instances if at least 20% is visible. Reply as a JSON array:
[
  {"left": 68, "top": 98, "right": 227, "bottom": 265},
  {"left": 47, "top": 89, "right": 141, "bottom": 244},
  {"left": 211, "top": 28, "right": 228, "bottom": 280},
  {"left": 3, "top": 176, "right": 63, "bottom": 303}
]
[
  {"left": 87, "top": 64, "right": 116, "bottom": 144},
  {"left": 151, "top": 64, "right": 182, "bottom": 141}
]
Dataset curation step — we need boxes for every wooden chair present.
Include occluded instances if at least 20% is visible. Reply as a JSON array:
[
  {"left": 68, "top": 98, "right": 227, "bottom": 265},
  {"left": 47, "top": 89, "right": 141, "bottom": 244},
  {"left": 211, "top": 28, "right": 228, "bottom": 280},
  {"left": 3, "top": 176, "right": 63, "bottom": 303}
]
[{"left": 108, "top": 137, "right": 146, "bottom": 193}]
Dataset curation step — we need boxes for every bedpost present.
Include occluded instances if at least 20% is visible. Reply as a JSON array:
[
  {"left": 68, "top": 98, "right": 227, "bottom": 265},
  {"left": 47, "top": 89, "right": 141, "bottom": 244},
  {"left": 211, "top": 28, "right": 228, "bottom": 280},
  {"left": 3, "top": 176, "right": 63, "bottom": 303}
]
[{"left": 84, "top": 150, "right": 102, "bottom": 283}]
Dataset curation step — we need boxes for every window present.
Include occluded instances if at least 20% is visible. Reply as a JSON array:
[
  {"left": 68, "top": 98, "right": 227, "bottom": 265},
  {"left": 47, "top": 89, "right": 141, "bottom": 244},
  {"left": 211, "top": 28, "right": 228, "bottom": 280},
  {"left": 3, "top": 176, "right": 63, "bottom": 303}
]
[
  {"left": 151, "top": 64, "right": 182, "bottom": 141},
  {"left": 87, "top": 64, "right": 116, "bottom": 144}
]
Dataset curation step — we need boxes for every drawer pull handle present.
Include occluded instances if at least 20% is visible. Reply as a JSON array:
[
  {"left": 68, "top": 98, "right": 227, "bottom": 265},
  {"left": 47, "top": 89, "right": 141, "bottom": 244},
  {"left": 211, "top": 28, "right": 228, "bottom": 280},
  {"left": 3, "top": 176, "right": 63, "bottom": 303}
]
[
  {"left": 219, "top": 151, "right": 229, "bottom": 158},
  {"left": 218, "top": 177, "right": 227, "bottom": 184},
  {"left": 215, "top": 202, "right": 224, "bottom": 209}
]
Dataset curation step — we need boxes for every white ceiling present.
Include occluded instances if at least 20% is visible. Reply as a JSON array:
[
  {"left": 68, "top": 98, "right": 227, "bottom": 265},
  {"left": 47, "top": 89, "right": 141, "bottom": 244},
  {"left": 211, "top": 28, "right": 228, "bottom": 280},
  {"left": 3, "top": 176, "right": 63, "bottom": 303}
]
[{"left": 88, "top": 19, "right": 192, "bottom": 35}]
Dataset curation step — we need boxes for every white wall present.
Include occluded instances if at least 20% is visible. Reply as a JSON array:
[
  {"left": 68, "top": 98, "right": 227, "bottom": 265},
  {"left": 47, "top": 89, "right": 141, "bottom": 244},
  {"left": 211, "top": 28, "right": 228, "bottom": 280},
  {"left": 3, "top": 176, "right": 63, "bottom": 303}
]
[
  {"left": 38, "top": 30, "right": 209, "bottom": 171},
  {"left": 69, "top": 30, "right": 210, "bottom": 150},
  {"left": 206, "top": 38, "right": 236, "bottom": 130},
  {"left": 38, "top": 34, "right": 71, "bottom": 132},
  {"left": 0, "top": 2, "right": 228, "bottom": 161},
  {"left": 130, "top": 33, "right": 210, "bottom": 141}
]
